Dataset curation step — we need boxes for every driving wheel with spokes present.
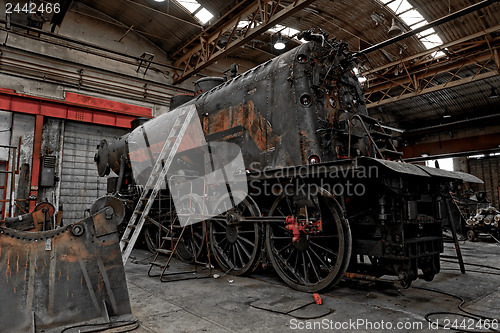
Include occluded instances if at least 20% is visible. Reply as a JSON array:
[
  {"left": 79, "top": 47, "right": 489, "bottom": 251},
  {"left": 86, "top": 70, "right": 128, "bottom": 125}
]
[
  {"left": 175, "top": 194, "right": 207, "bottom": 264},
  {"left": 265, "top": 188, "right": 352, "bottom": 292},
  {"left": 209, "top": 191, "right": 261, "bottom": 275}
]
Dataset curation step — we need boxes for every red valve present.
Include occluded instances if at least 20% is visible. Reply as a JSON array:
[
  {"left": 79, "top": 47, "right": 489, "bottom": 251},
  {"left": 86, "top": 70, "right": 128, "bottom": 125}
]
[
  {"left": 285, "top": 216, "right": 301, "bottom": 242},
  {"left": 286, "top": 223, "right": 302, "bottom": 243},
  {"left": 285, "top": 215, "right": 322, "bottom": 243}
]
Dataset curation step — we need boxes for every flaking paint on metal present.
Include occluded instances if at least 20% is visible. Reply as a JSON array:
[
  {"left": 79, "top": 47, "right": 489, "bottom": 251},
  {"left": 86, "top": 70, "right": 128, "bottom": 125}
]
[
  {"left": 0, "top": 211, "right": 132, "bottom": 332},
  {"left": 205, "top": 101, "right": 280, "bottom": 151}
]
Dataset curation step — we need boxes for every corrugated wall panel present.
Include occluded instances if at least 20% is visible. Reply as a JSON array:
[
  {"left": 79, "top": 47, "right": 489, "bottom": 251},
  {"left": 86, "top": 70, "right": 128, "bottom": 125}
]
[
  {"left": 59, "top": 121, "right": 126, "bottom": 225},
  {"left": 468, "top": 156, "right": 500, "bottom": 209}
]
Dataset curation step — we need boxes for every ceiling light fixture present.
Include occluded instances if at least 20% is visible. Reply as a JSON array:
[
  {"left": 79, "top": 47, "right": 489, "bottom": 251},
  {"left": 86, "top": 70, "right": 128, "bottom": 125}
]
[
  {"left": 154, "top": 0, "right": 165, "bottom": 2},
  {"left": 388, "top": 18, "right": 402, "bottom": 37},
  {"left": 274, "top": 33, "right": 285, "bottom": 50},
  {"left": 489, "top": 86, "right": 499, "bottom": 99},
  {"left": 442, "top": 106, "right": 451, "bottom": 119}
]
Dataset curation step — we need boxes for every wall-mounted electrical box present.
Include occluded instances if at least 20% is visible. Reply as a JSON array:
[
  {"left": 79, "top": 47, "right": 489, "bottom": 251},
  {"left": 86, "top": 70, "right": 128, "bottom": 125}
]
[{"left": 40, "top": 155, "right": 56, "bottom": 187}]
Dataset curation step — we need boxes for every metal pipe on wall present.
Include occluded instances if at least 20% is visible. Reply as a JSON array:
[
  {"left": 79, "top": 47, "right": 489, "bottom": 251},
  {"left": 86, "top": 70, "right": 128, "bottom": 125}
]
[
  {"left": 29, "top": 115, "right": 43, "bottom": 212},
  {"left": 0, "top": 45, "right": 192, "bottom": 95},
  {"left": 0, "top": 20, "right": 182, "bottom": 73},
  {"left": 53, "top": 120, "right": 65, "bottom": 219},
  {"left": 0, "top": 47, "right": 189, "bottom": 105},
  {"left": 404, "top": 113, "right": 500, "bottom": 136},
  {"left": 0, "top": 53, "right": 173, "bottom": 106}
]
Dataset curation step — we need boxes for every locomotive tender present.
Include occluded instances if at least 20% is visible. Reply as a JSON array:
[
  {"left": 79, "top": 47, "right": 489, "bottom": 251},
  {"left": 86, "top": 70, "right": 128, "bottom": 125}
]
[{"left": 95, "top": 30, "right": 482, "bottom": 292}]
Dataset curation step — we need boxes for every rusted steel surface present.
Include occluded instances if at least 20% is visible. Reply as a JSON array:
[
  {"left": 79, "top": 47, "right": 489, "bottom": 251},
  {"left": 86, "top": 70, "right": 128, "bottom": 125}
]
[
  {"left": 99, "top": 37, "right": 372, "bottom": 174},
  {"left": 0, "top": 208, "right": 132, "bottom": 332},
  {"left": 204, "top": 101, "right": 280, "bottom": 152},
  {"left": 3, "top": 209, "right": 46, "bottom": 231}
]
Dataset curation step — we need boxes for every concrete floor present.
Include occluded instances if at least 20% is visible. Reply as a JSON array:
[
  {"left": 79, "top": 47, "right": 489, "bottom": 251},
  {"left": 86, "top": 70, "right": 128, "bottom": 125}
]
[{"left": 125, "top": 239, "right": 500, "bottom": 333}]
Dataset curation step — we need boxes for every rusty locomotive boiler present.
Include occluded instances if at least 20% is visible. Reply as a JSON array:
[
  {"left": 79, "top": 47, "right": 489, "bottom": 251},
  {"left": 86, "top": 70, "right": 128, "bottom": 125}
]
[{"left": 95, "top": 30, "right": 482, "bottom": 292}]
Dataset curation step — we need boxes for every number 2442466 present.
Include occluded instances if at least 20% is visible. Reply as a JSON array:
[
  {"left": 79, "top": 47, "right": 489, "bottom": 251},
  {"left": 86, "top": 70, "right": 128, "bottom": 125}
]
[{"left": 6, "top": 2, "right": 61, "bottom": 14}]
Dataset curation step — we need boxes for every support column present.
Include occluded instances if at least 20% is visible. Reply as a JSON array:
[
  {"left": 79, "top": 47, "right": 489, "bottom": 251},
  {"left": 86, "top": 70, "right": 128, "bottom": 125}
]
[{"left": 29, "top": 115, "right": 43, "bottom": 212}]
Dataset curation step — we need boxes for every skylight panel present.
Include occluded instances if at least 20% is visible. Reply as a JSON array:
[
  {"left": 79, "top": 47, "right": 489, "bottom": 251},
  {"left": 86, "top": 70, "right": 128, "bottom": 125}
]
[
  {"left": 268, "top": 25, "right": 285, "bottom": 33},
  {"left": 176, "top": 0, "right": 200, "bottom": 13},
  {"left": 425, "top": 34, "right": 444, "bottom": 45},
  {"left": 387, "top": 0, "right": 413, "bottom": 15},
  {"left": 409, "top": 19, "right": 426, "bottom": 29},
  {"left": 283, "top": 27, "right": 300, "bottom": 37},
  {"left": 419, "top": 33, "right": 445, "bottom": 57},
  {"left": 195, "top": 7, "right": 213, "bottom": 24},
  {"left": 382, "top": 0, "right": 445, "bottom": 55},
  {"left": 398, "top": 9, "right": 425, "bottom": 26},
  {"left": 419, "top": 33, "right": 444, "bottom": 50},
  {"left": 419, "top": 39, "right": 435, "bottom": 49},
  {"left": 238, "top": 20, "right": 250, "bottom": 28},
  {"left": 419, "top": 27, "right": 437, "bottom": 37},
  {"left": 268, "top": 25, "right": 300, "bottom": 37}
]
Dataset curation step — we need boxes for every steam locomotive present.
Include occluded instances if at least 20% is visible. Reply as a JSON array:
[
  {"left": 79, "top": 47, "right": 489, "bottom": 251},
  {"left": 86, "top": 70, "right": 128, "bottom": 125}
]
[{"left": 95, "top": 30, "right": 482, "bottom": 292}]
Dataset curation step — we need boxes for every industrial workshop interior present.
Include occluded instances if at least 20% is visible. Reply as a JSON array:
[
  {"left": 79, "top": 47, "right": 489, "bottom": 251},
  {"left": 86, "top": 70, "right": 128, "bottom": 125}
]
[{"left": 1, "top": 0, "right": 500, "bottom": 332}]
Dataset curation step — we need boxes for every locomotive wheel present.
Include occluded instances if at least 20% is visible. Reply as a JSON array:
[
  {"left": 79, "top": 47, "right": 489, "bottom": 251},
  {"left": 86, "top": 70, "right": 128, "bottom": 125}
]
[
  {"left": 175, "top": 195, "right": 207, "bottom": 264},
  {"left": 144, "top": 212, "right": 172, "bottom": 253},
  {"left": 209, "top": 191, "right": 261, "bottom": 276},
  {"left": 176, "top": 222, "right": 207, "bottom": 264},
  {"left": 265, "top": 190, "right": 351, "bottom": 292},
  {"left": 144, "top": 225, "right": 162, "bottom": 253}
]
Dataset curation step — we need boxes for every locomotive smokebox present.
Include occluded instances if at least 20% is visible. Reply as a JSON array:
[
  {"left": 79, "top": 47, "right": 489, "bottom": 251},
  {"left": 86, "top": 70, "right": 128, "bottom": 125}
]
[{"left": 95, "top": 135, "right": 128, "bottom": 176}]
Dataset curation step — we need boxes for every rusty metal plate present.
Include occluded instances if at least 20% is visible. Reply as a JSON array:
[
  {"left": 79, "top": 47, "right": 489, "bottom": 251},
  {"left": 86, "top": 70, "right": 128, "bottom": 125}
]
[{"left": 0, "top": 210, "right": 132, "bottom": 332}]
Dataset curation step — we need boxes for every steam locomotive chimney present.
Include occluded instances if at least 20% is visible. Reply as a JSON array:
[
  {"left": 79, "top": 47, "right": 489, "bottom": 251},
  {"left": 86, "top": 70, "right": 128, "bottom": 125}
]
[{"left": 230, "top": 63, "right": 238, "bottom": 78}]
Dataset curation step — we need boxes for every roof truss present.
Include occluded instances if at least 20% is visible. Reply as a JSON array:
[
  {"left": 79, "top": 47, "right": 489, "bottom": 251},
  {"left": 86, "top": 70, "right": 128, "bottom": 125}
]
[
  {"left": 363, "top": 25, "right": 500, "bottom": 108},
  {"left": 171, "top": 0, "right": 317, "bottom": 84}
]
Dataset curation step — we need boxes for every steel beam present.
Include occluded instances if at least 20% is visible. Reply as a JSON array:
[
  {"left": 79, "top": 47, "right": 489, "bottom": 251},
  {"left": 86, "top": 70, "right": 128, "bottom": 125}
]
[
  {"left": 363, "top": 26, "right": 500, "bottom": 108},
  {"left": 401, "top": 133, "right": 500, "bottom": 159},
  {"left": 0, "top": 89, "right": 152, "bottom": 128},
  {"left": 172, "top": 0, "right": 317, "bottom": 84}
]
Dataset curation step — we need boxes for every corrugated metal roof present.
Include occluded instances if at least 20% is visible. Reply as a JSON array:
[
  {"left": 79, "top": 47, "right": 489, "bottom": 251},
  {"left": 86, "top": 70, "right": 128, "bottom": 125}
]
[
  {"left": 279, "top": 0, "right": 428, "bottom": 67},
  {"left": 411, "top": 0, "right": 499, "bottom": 42},
  {"left": 370, "top": 75, "right": 500, "bottom": 129}
]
